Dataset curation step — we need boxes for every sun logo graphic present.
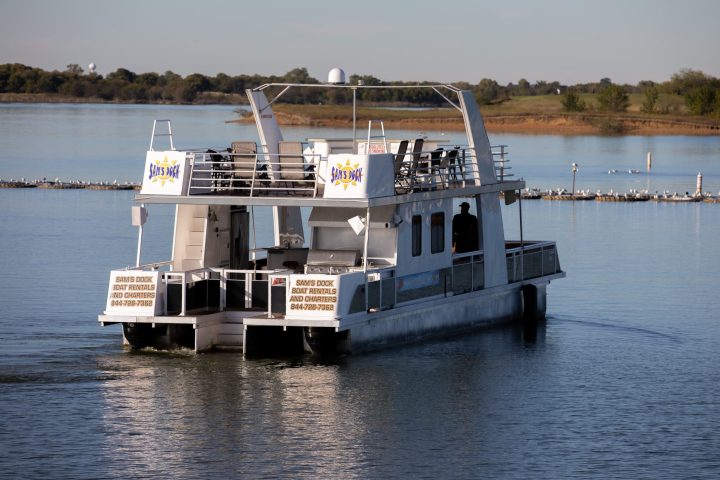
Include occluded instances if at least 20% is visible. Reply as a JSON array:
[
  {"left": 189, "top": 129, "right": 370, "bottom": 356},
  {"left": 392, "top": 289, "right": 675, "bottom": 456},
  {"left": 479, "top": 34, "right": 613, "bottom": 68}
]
[
  {"left": 147, "top": 155, "right": 180, "bottom": 187},
  {"left": 330, "top": 160, "right": 363, "bottom": 190}
]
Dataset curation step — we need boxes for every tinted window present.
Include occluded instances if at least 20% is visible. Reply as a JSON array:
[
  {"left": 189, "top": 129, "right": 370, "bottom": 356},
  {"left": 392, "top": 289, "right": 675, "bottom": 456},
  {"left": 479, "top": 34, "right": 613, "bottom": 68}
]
[
  {"left": 431, "top": 212, "right": 444, "bottom": 254},
  {"left": 412, "top": 215, "right": 421, "bottom": 257}
]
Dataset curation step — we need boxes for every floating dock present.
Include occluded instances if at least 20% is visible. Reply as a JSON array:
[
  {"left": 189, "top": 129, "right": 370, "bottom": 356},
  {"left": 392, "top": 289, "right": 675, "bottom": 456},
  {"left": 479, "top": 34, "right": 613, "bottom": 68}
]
[
  {"left": 3, "top": 179, "right": 717, "bottom": 203},
  {"left": 0, "top": 179, "right": 140, "bottom": 190}
]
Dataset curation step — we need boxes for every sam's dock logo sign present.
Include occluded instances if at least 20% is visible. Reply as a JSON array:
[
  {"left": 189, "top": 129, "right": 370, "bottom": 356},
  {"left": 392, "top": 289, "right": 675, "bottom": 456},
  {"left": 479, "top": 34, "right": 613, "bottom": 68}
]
[
  {"left": 148, "top": 157, "right": 180, "bottom": 186},
  {"left": 140, "top": 151, "right": 189, "bottom": 195},
  {"left": 322, "top": 153, "right": 394, "bottom": 199},
  {"left": 331, "top": 160, "right": 363, "bottom": 190}
]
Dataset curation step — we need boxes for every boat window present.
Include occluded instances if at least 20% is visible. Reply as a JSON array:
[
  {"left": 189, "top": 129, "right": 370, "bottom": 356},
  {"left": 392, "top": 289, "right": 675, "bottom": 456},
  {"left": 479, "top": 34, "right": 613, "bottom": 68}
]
[
  {"left": 412, "top": 215, "right": 422, "bottom": 257},
  {"left": 431, "top": 212, "right": 444, "bottom": 254}
]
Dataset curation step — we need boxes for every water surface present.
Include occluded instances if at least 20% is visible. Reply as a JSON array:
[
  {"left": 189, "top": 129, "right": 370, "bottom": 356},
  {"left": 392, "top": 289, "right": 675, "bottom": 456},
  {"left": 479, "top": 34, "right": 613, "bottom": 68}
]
[{"left": 1, "top": 104, "right": 719, "bottom": 479}]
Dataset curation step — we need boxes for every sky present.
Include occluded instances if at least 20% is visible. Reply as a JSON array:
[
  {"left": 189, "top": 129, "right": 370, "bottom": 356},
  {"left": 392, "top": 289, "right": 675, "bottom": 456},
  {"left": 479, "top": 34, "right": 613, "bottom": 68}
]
[{"left": 1, "top": 0, "right": 719, "bottom": 85}]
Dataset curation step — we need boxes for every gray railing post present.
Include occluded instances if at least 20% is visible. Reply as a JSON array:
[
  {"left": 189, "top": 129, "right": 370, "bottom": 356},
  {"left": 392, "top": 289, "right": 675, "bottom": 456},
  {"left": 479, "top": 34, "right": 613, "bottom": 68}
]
[
  {"left": 219, "top": 269, "right": 226, "bottom": 311},
  {"left": 181, "top": 272, "right": 187, "bottom": 316},
  {"left": 163, "top": 274, "right": 168, "bottom": 315}
]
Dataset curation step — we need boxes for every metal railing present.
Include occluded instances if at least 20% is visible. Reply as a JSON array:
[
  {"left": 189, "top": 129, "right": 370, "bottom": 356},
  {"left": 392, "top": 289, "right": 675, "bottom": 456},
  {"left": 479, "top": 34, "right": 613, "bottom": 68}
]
[
  {"left": 116, "top": 263, "right": 292, "bottom": 316},
  {"left": 149, "top": 143, "right": 519, "bottom": 199},
  {"left": 492, "top": 145, "right": 512, "bottom": 181},
  {"left": 348, "top": 254, "right": 486, "bottom": 313},
  {"left": 505, "top": 241, "right": 561, "bottom": 283},
  {"left": 114, "top": 242, "right": 559, "bottom": 319},
  {"left": 180, "top": 145, "right": 493, "bottom": 198},
  {"left": 394, "top": 146, "right": 481, "bottom": 193},
  {"left": 187, "top": 150, "right": 321, "bottom": 197}
]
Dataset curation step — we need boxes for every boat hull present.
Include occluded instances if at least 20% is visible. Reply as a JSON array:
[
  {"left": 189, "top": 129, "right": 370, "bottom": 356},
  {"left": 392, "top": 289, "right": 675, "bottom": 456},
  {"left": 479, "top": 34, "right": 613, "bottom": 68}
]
[
  {"left": 100, "top": 277, "right": 554, "bottom": 355},
  {"left": 244, "top": 279, "right": 552, "bottom": 356}
]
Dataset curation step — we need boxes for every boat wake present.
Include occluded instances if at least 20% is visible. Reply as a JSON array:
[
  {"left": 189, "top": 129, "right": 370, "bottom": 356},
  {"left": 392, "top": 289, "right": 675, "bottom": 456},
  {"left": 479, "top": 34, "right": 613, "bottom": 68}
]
[{"left": 548, "top": 315, "right": 681, "bottom": 343}]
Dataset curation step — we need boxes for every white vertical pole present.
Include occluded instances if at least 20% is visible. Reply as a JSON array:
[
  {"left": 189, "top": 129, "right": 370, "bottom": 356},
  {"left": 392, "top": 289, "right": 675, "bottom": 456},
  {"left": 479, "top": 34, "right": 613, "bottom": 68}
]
[
  {"left": 181, "top": 272, "right": 187, "bottom": 316},
  {"left": 135, "top": 203, "right": 145, "bottom": 267},
  {"left": 519, "top": 189, "right": 524, "bottom": 281},
  {"left": 136, "top": 223, "right": 143, "bottom": 267},
  {"left": 697, "top": 172, "right": 703, "bottom": 197},
  {"left": 363, "top": 207, "right": 371, "bottom": 310},
  {"left": 352, "top": 87, "right": 357, "bottom": 154}
]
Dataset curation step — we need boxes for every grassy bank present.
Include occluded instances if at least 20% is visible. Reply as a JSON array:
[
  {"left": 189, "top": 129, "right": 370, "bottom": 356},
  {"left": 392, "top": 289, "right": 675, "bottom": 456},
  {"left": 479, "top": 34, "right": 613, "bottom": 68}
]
[
  {"left": 4, "top": 91, "right": 718, "bottom": 135},
  {"left": 232, "top": 94, "right": 720, "bottom": 135}
]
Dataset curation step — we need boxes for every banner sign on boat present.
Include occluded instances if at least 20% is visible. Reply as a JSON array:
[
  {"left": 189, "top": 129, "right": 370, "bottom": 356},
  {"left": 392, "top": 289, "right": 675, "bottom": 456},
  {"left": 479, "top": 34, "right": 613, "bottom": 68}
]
[
  {"left": 286, "top": 276, "right": 339, "bottom": 317},
  {"left": 330, "top": 159, "right": 363, "bottom": 191},
  {"left": 322, "top": 153, "right": 394, "bottom": 199},
  {"left": 140, "top": 150, "right": 189, "bottom": 195},
  {"left": 105, "top": 270, "right": 161, "bottom": 315}
]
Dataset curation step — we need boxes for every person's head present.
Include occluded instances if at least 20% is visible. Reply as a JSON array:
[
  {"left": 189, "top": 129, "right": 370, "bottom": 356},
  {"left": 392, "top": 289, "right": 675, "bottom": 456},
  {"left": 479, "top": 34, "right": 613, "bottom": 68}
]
[{"left": 460, "top": 201, "right": 470, "bottom": 213}]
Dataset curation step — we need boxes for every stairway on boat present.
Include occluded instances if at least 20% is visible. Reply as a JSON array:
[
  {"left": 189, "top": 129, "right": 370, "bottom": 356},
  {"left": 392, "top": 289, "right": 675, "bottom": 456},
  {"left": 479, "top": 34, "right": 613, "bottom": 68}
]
[{"left": 174, "top": 205, "right": 207, "bottom": 270}]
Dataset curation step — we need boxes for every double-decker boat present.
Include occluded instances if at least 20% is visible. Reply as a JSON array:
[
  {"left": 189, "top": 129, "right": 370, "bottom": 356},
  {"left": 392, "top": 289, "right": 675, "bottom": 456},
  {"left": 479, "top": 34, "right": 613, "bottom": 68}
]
[{"left": 98, "top": 69, "right": 564, "bottom": 355}]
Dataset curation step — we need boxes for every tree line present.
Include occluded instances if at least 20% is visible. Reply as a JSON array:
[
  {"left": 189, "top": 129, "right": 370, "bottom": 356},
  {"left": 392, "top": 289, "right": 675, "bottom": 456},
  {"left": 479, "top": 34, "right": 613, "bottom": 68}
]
[
  {"left": 1, "top": 63, "right": 719, "bottom": 116},
  {"left": 561, "top": 70, "right": 720, "bottom": 116}
]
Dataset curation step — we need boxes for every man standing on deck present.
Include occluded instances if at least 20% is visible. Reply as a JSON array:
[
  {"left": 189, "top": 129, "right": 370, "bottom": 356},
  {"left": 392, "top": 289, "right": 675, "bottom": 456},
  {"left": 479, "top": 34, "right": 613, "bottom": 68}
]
[{"left": 452, "top": 202, "right": 479, "bottom": 253}]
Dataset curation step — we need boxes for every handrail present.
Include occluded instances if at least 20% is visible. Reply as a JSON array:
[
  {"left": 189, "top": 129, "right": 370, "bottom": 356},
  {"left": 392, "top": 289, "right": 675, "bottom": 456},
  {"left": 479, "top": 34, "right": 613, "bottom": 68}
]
[
  {"left": 492, "top": 144, "right": 512, "bottom": 181},
  {"left": 394, "top": 146, "right": 481, "bottom": 193},
  {"left": 505, "top": 242, "right": 561, "bottom": 282},
  {"left": 157, "top": 267, "right": 294, "bottom": 316},
  {"left": 117, "top": 260, "right": 174, "bottom": 271},
  {"left": 144, "top": 144, "right": 522, "bottom": 199},
  {"left": 117, "top": 245, "right": 559, "bottom": 318},
  {"left": 187, "top": 150, "right": 321, "bottom": 197},
  {"left": 504, "top": 240, "right": 556, "bottom": 255}
]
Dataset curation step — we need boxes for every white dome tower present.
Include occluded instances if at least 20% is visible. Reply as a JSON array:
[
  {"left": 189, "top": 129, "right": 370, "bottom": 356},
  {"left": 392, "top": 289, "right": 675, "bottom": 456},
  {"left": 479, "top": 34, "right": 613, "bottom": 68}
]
[{"left": 327, "top": 67, "right": 346, "bottom": 85}]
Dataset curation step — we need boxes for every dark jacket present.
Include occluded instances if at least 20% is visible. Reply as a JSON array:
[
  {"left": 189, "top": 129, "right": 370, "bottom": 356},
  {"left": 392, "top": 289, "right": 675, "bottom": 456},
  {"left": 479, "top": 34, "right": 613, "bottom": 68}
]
[{"left": 452, "top": 212, "right": 479, "bottom": 253}]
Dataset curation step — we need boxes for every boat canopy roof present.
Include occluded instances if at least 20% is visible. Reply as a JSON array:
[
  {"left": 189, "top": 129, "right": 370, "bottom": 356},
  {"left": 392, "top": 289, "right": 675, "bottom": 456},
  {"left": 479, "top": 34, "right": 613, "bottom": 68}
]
[{"left": 251, "top": 82, "right": 465, "bottom": 112}]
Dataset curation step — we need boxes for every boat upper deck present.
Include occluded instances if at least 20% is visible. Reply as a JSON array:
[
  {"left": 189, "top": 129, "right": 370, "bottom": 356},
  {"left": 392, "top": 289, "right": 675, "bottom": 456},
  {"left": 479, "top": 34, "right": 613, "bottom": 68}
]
[
  {"left": 136, "top": 81, "right": 524, "bottom": 207},
  {"left": 136, "top": 143, "right": 525, "bottom": 207}
]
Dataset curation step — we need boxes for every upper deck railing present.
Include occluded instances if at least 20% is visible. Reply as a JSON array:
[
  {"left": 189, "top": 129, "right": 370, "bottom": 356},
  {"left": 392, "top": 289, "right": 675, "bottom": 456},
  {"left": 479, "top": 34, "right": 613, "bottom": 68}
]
[
  {"left": 173, "top": 143, "right": 515, "bottom": 199},
  {"left": 493, "top": 145, "right": 512, "bottom": 182}
]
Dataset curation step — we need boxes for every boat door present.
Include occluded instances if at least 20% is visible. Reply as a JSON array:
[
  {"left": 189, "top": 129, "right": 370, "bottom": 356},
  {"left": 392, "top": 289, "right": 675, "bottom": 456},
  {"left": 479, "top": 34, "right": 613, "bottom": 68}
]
[{"left": 230, "top": 206, "right": 250, "bottom": 270}]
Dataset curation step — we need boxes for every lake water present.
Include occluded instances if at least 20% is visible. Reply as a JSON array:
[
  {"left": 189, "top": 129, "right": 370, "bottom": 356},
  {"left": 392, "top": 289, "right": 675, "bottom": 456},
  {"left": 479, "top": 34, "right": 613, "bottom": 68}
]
[{"left": 1, "top": 104, "right": 720, "bottom": 479}]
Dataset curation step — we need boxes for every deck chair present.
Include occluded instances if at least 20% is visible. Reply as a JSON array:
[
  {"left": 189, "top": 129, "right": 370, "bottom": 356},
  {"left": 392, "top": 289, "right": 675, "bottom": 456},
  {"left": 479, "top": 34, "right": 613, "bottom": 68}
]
[
  {"left": 230, "top": 141, "right": 257, "bottom": 195},
  {"left": 407, "top": 138, "right": 424, "bottom": 191},
  {"left": 278, "top": 141, "right": 313, "bottom": 195},
  {"left": 445, "top": 149, "right": 460, "bottom": 184},
  {"left": 393, "top": 140, "right": 410, "bottom": 194},
  {"left": 431, "top": 149, "right": 458, "bottom": 189},
  {"left": 206, "top": 149, "right": 226, "bottom": 191},
  {"left": 447, "top": 147, "right": 464, "bottom": 183}
]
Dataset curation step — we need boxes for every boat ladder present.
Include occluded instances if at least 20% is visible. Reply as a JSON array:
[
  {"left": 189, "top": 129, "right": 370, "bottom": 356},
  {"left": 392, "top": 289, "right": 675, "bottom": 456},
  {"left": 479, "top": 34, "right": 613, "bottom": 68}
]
[
  {"left": 149, "top": 119, "right": 175, "bottom": 151},
  {"left": 366, "top": 120, "right": 388, "bottom": 154}
]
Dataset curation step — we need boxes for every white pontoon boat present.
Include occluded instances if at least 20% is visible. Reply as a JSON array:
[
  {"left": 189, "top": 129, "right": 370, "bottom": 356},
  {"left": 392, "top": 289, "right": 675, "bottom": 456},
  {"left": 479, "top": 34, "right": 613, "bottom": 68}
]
[{"left": 98, "top": 69, "right": 564, "bottom": 355}]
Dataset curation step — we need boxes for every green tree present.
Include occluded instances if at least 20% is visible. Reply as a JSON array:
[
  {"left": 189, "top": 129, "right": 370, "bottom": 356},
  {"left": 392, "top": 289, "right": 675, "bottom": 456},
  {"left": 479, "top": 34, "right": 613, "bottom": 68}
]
[
  {"left": 597, "top": 84, "right": 629, "bottom": 112},
  {"left": 185, "top": 73, "right": 210, "bottom": 92},
  {"left": 106, "top": 68, "right": 136, "bottom": 83},
  {"left": 517, "top": 78, "right": 531, "bottom": 96},
  {"left": 666, "top": 69, "right": 715, "bottom": 95},
  {"left": 65, "top": 64, "right": 84, "bottom": 75},
  {"left": 562, "top": 89, "right": 586, "bottom": 112},
  {"left": 685, "top": 86, "right": 717, "bottom": 115},
  {"left": 641, "top": 85, "right": 659, "bottom": 113},
  {"left": 475, "top": 78, "right": 501, "bottom": 105}
]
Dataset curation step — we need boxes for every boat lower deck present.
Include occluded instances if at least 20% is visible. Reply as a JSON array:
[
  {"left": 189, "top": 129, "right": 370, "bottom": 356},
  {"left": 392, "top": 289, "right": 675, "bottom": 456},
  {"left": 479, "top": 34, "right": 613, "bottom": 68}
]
[{"left": 99, "top": 271, "right": 562, "bottom": 354}]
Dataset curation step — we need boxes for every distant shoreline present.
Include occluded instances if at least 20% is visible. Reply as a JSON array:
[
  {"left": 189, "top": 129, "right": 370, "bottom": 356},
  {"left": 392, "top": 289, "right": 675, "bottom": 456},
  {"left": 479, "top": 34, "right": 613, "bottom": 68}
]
[
  {"left": 3, "top": 93, "right": 720, "bottom": 136},
  {"left": 232, "top": 108, "right": 720, "bottom": 136}
]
